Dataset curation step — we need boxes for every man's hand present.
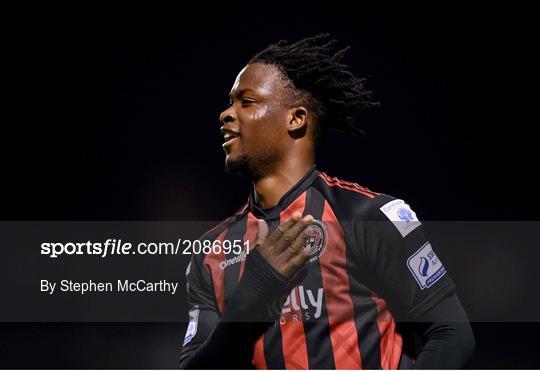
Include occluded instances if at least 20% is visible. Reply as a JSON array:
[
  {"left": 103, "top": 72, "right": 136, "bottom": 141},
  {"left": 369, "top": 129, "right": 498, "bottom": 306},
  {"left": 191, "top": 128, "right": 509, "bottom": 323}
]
[{"left": 252, "top": 212, "right": 314, "bottom": 278}]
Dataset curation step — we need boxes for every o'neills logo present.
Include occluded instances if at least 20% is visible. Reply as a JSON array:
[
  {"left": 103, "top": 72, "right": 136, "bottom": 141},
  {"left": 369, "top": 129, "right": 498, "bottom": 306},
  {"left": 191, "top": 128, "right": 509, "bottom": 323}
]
[
  {"left": 301, "top": 219, "right": 328, "bottom": 263},
  {"left": 219, "top": 250, "right": 248, "bottom": 270}
]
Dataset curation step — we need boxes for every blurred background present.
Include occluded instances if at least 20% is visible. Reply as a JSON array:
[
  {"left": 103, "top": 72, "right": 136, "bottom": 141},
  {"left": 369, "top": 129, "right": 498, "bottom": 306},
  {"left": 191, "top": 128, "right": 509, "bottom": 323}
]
[{"left": 1, "top": 0, "right": 539, "bottom": 368}]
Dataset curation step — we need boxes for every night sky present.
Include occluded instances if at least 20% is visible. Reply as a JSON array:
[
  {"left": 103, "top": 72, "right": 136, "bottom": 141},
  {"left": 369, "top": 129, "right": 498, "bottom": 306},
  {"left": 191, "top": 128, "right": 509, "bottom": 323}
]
[{"left": 1, "top": 1, "right": 538, "bottom": 368}]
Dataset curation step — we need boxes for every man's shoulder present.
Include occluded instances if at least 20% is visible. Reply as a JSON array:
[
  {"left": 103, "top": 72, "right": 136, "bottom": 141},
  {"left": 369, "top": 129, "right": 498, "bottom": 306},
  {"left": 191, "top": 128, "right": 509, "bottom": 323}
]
[
  {"left": 312, "top": 172, "right": 424, "bottom": 253},
  {"left": 188, "top": 202, "right": 249, "bottom": 268},
  {"left": 198, "top": 202, "right": 249, "bottom": 241},
  {"left": 313, "top": 171, "right": 399, "bottom": 221}
]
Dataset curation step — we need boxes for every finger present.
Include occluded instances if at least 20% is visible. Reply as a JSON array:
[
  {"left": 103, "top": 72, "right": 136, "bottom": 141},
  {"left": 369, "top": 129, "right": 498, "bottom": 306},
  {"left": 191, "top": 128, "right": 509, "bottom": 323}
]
[
  {"left": 282, "top": 235, "right": 314, "bottom": 277},
  {"left": 284, "top": 222, "right": 312, "bottom": 257},
  {"left": 277, "top": 214, "right": 314, "bottom": 251},
  {"left": 269, "top": 212, "right": 302, "bottom": 242},
  {"left": 253, "top": 219, "right": 269, "bottom": 247}
]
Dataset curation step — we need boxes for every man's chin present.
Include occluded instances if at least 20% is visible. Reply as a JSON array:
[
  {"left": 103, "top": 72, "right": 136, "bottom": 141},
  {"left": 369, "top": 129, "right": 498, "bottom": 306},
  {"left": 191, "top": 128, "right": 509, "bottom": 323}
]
[
  {"left": 224, "top": 153, "right": 275, "bottom": 181},
  {"left": 224, "top": 154, "right": 251, "bottom": 176}
]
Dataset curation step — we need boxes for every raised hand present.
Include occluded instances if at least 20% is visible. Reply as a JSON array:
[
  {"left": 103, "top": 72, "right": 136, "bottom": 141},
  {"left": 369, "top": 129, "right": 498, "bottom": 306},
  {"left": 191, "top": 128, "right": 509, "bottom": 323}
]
[{"left": 252, "top": 212, "right": 315, "bottom": 278}]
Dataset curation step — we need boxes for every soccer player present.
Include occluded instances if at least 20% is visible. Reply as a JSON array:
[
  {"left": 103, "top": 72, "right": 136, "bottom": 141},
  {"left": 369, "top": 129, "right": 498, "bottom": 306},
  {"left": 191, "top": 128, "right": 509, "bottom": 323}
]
[{"left": 179, "top": 34, "right": 475, "bottom": 369}]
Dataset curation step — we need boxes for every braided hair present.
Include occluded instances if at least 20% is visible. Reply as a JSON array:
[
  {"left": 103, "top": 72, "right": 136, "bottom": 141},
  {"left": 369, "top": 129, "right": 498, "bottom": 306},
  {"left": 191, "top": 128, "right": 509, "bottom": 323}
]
[{"left": 249, "top": 34, "right": 378, "bottom": 142}]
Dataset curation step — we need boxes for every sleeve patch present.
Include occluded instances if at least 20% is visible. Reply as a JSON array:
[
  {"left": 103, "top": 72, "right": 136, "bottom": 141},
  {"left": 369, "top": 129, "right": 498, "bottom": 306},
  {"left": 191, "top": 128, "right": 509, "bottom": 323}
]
[
  {"left": 183, "top": 306, "right": 199, "bottom": 346},
  {"left": 380, "top": 199, "right": 421, "bottom": 237},
  {"left": 406, "top": 242, "right": 446, "bottom": 290}
]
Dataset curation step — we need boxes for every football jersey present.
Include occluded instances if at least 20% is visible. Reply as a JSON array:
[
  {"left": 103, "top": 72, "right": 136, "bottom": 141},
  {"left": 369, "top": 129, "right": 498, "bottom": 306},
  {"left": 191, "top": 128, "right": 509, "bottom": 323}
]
[{"left": 180, "top": 165, "right": 455, "bottom": 369}]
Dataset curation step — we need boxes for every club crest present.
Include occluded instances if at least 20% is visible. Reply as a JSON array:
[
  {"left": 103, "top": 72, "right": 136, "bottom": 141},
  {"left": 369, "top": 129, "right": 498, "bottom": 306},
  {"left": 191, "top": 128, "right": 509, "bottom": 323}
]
[{"left": 301, "top": 219, "right": 328, "bottom": 263}]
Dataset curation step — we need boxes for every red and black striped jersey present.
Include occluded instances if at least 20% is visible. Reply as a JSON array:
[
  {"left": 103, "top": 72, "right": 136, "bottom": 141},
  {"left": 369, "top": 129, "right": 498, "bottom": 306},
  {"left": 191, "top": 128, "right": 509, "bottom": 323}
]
[{"left": 181, "top": 166, "right": 455, "bottom": 369}]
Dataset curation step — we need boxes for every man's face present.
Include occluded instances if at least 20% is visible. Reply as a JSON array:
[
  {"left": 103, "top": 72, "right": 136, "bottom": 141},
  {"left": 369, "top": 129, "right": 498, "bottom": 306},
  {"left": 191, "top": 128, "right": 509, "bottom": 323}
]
[{"left": 219, "top": 63, "right": 292, "bottom": 179}]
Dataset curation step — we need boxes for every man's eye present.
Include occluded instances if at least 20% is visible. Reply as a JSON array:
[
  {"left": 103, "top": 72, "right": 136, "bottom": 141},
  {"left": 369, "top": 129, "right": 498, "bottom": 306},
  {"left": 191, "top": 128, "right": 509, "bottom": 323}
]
[{"left": 241, "top": 99, "right": 255, "bottom": 106}]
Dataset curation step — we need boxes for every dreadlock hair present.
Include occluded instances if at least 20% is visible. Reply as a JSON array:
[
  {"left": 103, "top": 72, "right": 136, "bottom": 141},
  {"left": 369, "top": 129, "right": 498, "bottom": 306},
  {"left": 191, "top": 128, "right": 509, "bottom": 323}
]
[{"left": 248, "top": 34, "right": 379, "bottom": 144}]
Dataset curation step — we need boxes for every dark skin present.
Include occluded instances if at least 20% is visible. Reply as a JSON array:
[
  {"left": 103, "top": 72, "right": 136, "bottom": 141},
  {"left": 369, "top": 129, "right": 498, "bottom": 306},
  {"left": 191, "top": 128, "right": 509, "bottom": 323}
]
[
  {"left": 181, "top": 62, "right": 474, "bottom": 371},
  {"left": 183, "top": 63, "right": 470, "bottom": 369},
  {"left": 219, "top": 62, "right": 316, "bottom": 278}
]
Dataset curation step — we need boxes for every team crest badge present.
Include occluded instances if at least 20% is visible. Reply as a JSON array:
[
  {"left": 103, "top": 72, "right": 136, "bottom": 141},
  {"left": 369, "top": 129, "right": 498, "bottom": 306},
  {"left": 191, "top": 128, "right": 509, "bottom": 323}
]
[{"left": 301, "top": 219, "right": 328, "bottom": 263}]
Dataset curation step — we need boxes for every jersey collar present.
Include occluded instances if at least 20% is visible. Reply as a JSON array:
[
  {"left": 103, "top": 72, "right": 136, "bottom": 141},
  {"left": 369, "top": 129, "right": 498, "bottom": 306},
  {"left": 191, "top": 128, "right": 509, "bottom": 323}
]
[{"left": 248, "top": 165, "right": 319, "bottom": 220}]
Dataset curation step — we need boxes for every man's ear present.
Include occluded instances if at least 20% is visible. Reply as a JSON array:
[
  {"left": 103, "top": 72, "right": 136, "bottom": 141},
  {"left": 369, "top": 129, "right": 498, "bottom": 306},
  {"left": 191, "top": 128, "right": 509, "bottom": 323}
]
[{"left": 288, "top": 106, "right": 308, "bottom": 133}]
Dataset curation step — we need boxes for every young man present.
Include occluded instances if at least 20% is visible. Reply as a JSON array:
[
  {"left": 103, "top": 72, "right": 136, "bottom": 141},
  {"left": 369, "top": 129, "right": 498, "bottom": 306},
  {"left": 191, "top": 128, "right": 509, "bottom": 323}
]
[{"left": 179, "top": 34, "right": 475, "bottom": 369}]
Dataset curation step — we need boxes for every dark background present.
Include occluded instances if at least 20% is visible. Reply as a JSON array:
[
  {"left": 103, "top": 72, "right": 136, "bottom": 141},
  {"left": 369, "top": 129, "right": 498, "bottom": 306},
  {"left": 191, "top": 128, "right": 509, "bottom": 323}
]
[{"left": 1, "top": 0, "right": 539, "bottom": 368}]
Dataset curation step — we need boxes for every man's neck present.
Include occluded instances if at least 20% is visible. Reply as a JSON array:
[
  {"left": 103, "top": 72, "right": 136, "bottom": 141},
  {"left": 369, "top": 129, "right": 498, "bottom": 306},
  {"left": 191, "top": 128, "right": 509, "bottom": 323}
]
[{"left": 252, "top": 161, "right": 314, "bottom": 209}]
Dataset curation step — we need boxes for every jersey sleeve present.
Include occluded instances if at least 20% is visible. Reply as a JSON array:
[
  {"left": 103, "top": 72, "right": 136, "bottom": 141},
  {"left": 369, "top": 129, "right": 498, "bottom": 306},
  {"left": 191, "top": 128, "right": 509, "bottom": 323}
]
[
  {"left": 179, "top": 254, "right": 220, "bottom": 368},
  {"left": 354, "top": 195, "right": 456, "bottom": 320},
  {"left": 178, "top": 241, "right": 287, "bottom": 368}
]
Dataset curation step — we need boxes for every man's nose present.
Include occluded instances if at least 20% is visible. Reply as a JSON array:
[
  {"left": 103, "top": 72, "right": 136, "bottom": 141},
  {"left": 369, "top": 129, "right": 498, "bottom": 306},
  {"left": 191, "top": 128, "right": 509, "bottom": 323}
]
[{"left": 219, "top": 105, "right": 236, "bottom": 124}]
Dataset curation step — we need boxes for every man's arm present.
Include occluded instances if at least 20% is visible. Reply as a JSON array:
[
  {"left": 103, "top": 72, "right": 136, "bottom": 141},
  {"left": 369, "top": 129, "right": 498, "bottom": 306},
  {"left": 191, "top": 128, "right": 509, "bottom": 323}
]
[
  {"left": 354, "top": 196, "right": 475, "bottom": 368},
  {"left": 180, "top": 213, "right": 314, "bottom": 369},
  {"left": 180, "top": 249, "right": 289, "bottom": 369},
  {"left": 412, "top": 292, "right": 475, "bottom": 369}
]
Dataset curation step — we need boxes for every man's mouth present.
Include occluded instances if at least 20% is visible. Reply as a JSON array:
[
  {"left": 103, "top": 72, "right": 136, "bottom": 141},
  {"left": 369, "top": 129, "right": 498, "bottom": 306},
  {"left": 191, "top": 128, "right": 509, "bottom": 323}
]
[{"left": 222, "top": 132, "right": 240, "bottom": 147}]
